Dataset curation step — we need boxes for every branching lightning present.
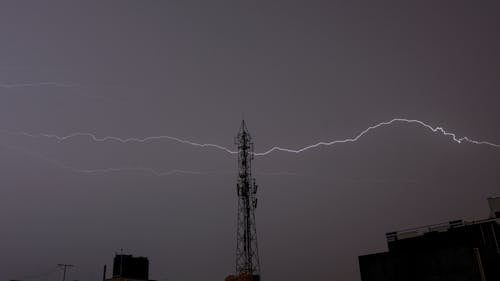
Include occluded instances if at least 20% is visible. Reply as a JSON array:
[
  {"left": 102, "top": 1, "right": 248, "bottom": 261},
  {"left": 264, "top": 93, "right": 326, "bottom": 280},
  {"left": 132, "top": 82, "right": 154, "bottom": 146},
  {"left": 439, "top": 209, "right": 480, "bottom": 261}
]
[
  {"left": 0, "top": 81, "right": 119, "bottom": 103},
  {"left": 0, "top": 118, "right": 496, "bottom": 177},
  {"left": 0, "top": 82, "right": 79, "bottom": 88},
  {"left": 6, "top": 131, "right": 237, "bottom": 154},
  {"left": 3, "top": 118, "right": 499, "bottom": 157},
  {"left": 253, "top": 118, "right": 500, "bottom": 156},
  {"left": 0, "top": 143, "right": 293, "bottom": 177},
  {"left": 0, "top": 143, "right": 226, "bottom": 177}
]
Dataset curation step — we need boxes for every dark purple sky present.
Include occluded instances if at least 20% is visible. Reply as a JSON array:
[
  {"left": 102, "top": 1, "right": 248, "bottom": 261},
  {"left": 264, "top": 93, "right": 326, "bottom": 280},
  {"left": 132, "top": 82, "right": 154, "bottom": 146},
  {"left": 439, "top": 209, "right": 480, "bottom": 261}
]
[{"left": 0, "top": 1, "right": 499, "bottom": 281}]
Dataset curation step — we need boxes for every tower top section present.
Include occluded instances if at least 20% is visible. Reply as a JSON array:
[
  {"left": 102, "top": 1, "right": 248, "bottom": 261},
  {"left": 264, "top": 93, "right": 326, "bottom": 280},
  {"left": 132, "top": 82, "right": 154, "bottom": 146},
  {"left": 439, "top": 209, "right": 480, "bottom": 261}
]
[
  {"left": 239, "top": 119, "right": 248, "bottom": 134},
  {"left": 236, "top": 120, "right": 253, "bottom": 154},
  {"left": 237, "top": 119, "right": 251, "bottom": 138}
]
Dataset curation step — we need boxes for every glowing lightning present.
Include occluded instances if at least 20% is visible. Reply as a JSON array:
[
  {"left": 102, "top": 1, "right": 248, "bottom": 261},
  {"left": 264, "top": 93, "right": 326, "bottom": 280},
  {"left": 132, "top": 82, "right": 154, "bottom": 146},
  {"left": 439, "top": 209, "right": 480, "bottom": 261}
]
[
  {"left": 0, "top": 143, "right": 228, "bottom": 177},
  {"left": 0, "top": 82, "right": 79, "bottom": 88},
  {"left": 7, "top": 131, "right": 237, "bottom": 154},
  {"left": 1, "top": 118, "right": 499, "bottom": 157},
  {"left": 0, "top": 81, "right": 119, "bottom": 103},
  {"left": 0, "top": 144, "right": 291, "bottom": 177},
  {"left": 253, "top": 118, "right": 500, "bottom": 156},
  {"left": 0, "top": 118, "right": 496, "bottom": 177}
]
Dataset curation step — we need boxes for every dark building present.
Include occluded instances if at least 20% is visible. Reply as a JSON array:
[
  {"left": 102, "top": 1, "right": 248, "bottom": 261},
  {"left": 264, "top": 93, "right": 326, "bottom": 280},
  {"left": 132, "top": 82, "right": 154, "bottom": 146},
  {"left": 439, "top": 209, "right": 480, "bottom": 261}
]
[
  {"left": 106, "top": 254, "right": 153, "bottom": 281},
  {"left": 359, "top": 197, "right": 500, "bottom": 281}
]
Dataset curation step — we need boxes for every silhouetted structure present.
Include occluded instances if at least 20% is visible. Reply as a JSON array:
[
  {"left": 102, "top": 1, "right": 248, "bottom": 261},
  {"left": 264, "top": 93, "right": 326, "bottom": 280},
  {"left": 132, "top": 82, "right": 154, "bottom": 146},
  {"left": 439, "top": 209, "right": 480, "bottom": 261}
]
[
  {"left": 225, "top": 272, "right": 253, "bottom": 281},
  {"left": 233, "top": 120, "right": 260, "bottom": 281},
  {"left": 57, "top": 264, "right": 74, "bottom": 281},
  {"left": 106, "top": 254, "right": 153, "bottom": 281},
  {"left": 359, "top": 197, "right": 500, "bottom": 281}
]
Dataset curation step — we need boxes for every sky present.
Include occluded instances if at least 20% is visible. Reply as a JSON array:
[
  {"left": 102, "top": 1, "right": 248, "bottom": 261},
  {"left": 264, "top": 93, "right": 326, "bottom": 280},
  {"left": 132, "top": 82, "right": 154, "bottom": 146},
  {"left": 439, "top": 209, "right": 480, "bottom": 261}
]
[{"left": 0, "top": 1, "right": 499, "bottom": 281}]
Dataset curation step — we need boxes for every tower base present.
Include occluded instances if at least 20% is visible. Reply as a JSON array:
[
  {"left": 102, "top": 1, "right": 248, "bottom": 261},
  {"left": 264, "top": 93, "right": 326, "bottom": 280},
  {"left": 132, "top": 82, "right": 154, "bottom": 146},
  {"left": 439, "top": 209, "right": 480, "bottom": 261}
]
[{"left": 225, "top": 273, "right": 260, "bottom": 281}]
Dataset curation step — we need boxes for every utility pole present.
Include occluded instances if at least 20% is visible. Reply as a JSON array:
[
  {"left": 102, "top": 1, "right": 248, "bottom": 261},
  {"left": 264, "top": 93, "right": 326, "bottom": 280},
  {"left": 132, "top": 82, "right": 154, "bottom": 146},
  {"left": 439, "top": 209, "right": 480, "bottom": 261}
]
[
  {"left": 57, "top": 264, "right": 74, "bottom": 281},
  {"left": 234, "top": 120, "right": 260, "bottom": 280},
  {"left": 102, "top": 264, "right": 107, "bottom": 281}
]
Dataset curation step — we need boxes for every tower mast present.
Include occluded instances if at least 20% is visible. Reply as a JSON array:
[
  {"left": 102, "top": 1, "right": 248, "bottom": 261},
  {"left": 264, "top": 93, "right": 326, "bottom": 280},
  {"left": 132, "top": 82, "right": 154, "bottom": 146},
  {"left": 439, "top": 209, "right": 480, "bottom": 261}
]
[{"left": 235, "top": 120, "right": 260, "bottom": 280}]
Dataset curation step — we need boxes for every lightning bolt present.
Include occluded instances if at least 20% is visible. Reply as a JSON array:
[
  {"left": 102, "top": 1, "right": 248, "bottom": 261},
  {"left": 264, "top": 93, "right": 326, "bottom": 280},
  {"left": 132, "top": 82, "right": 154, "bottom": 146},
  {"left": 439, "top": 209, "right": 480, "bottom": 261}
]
[
  {"left": 0, "top": 81, "right": 120, "bottom": 103},
  {"left": 0, "top": 82, "right": 79, "bottom": 88},
  {"left": 0, "top": 143, "right": 293, "bottom": 177},
  {"left": 2, "top": 118, "right": 499, "bottom": 156},
  {"left": 253, "top": 118, "right": 500, "bottom": 156},
  {"left": 77, "top": 167, "right": 228, "bottom": 176},
  {"left": 4, "top": 131, "right": 237, "bottom": 154},
  {"left": 1, "top": 117, "right": 495, "bottom": 177},
  {"left": 0, "top": 143, "right": 226, "bottom": 177}
]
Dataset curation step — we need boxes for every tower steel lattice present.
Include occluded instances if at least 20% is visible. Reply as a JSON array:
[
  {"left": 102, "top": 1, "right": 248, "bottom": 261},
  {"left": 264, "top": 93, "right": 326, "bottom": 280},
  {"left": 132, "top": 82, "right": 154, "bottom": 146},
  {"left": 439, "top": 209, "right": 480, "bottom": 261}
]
[{"left": 235, "top": 120, "right": 260, "bottom": 279}]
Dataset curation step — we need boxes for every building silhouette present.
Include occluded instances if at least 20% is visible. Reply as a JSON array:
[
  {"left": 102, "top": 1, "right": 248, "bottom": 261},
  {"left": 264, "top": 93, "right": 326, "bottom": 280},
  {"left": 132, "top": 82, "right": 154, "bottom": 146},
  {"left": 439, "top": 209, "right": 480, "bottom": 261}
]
[
  {"left": 359, "top": 197, "right": 500, "bottom": 281},
  {"left": 106, "top": 254, "right": 154, "bottom": 281}
]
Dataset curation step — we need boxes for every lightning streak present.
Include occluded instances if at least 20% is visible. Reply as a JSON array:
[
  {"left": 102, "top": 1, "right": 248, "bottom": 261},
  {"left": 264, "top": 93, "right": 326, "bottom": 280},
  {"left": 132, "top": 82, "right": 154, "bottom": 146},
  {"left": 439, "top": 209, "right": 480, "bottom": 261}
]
[
  {"left": 0, "top": 118, "right": 495, "bottom": 177},
  {"left": 0, "top": 81, "right": 119, "bottom": 103},
  {"left": 253, "top": 118, "right": 500, "bottom": 155},
  {"left": 3, "top": 118, "right": 499, "bottom": 156},
  {"left": 10, "top": 131, "right": 237, "bottom": 154},
  {"left": 0, "top": 143, "right": 225, "bottom": 177},
  {"left": 0, "top": 144, "right": 292, "bottom": 177},
  {"left": 0, "top": 82, "right": 79, "bottom": 88}
]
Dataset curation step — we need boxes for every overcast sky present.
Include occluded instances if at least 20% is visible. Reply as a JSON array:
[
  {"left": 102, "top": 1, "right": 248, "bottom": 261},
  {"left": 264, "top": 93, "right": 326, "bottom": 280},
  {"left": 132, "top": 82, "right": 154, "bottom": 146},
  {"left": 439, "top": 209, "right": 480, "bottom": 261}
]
[{"left": 0, "top": 1, "right": 499, "bottom": 281}]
